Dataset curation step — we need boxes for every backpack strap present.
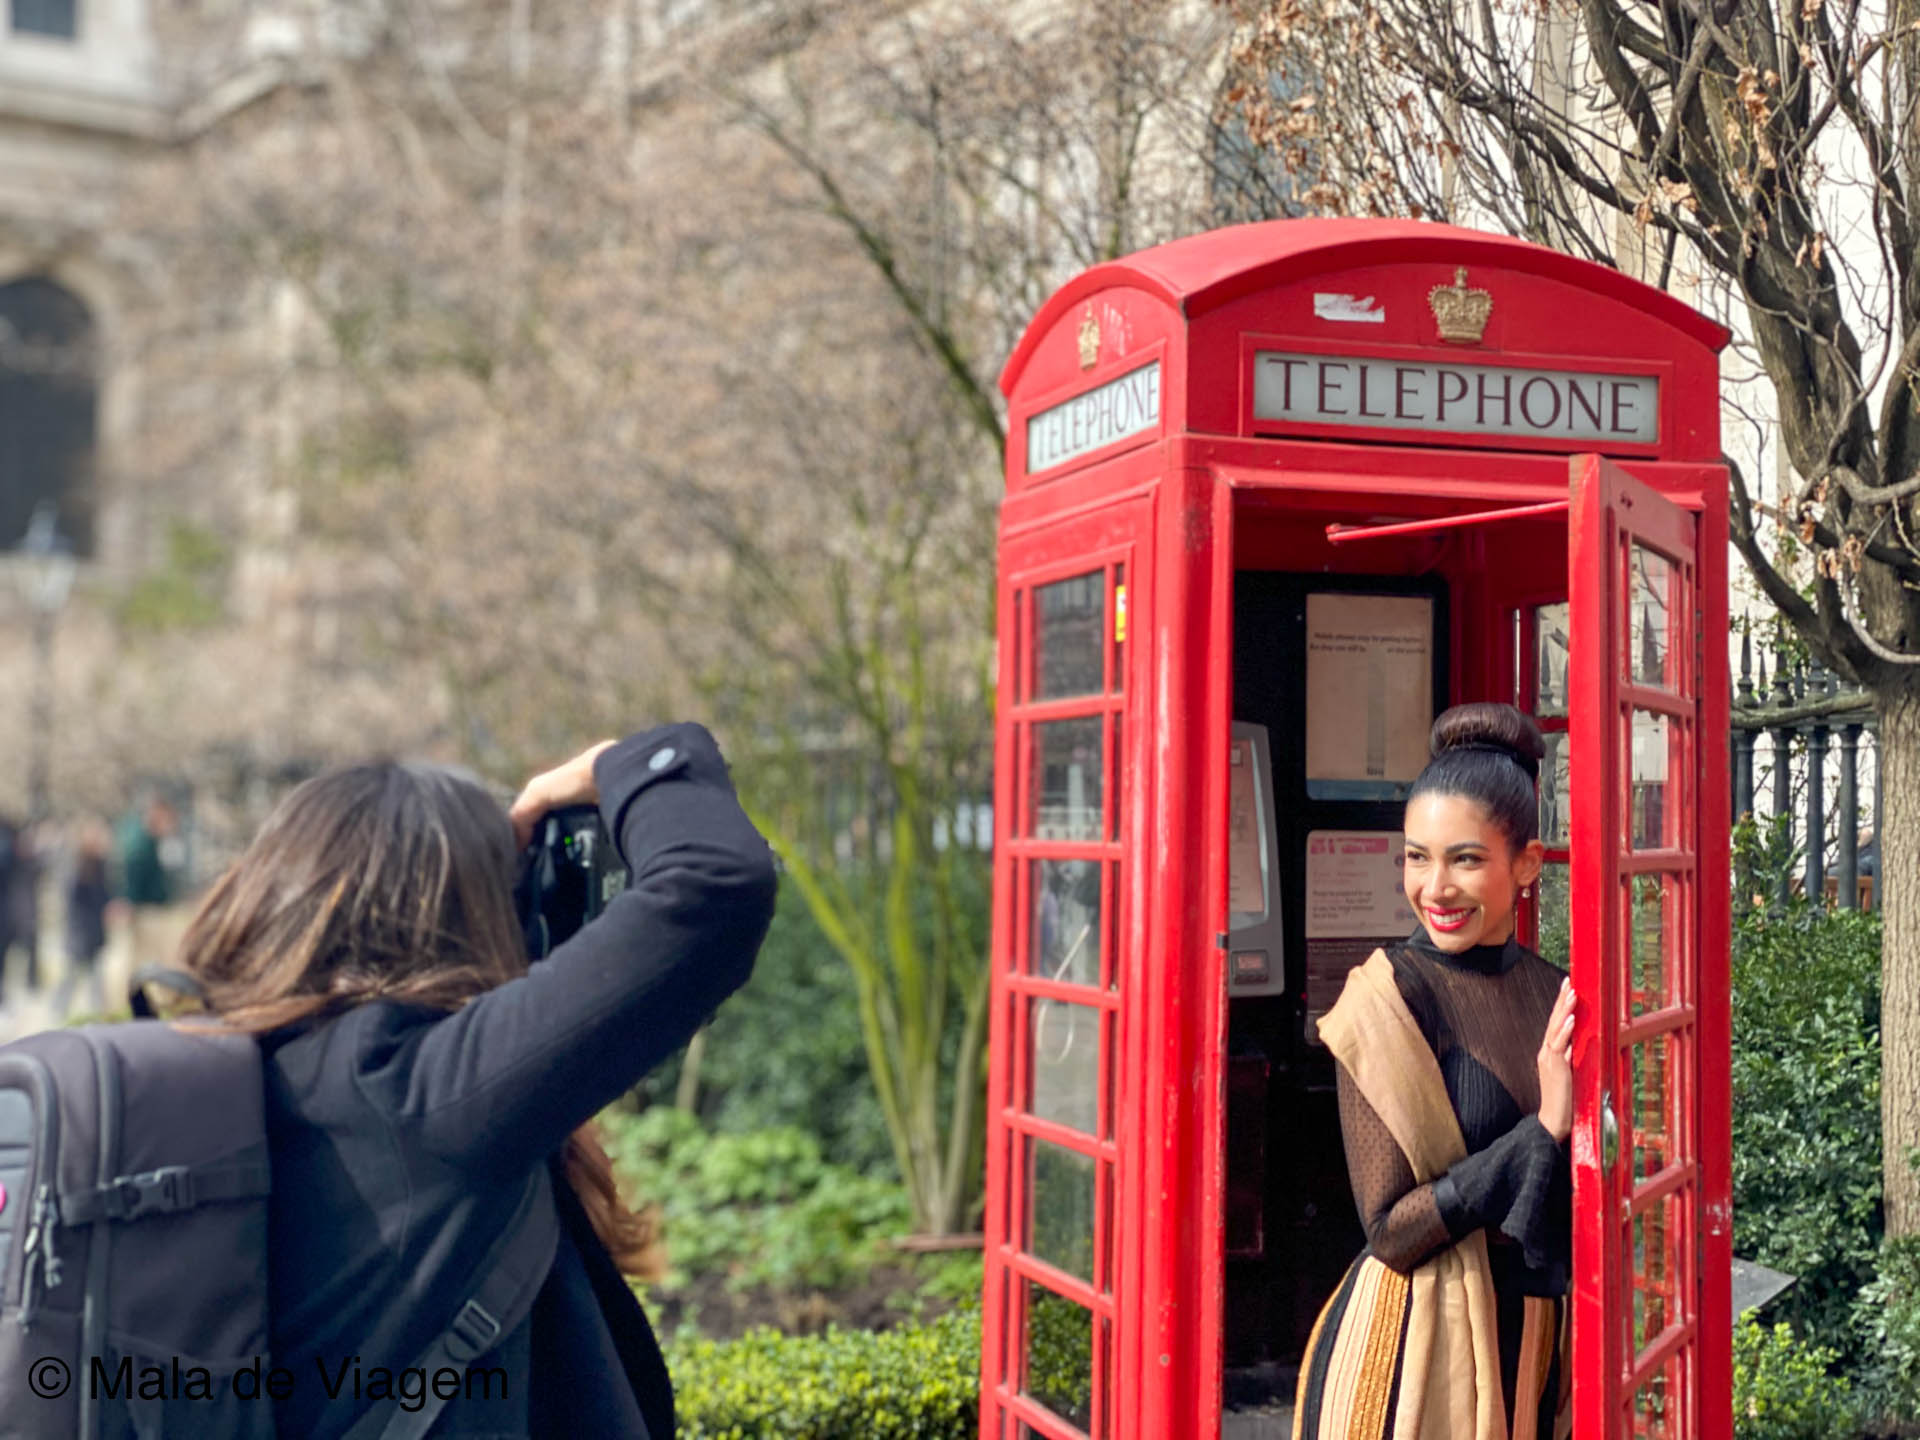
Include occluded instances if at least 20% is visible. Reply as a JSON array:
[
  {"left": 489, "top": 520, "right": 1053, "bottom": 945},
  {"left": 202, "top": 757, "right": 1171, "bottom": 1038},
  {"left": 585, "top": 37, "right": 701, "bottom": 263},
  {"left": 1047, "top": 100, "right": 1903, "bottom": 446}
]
[
  {"left": 59, "top": 1156, "right": 273, "bottom": 1224},
  {"left": 343, "top": 1165, "right": 561, "bottom": 1440}
]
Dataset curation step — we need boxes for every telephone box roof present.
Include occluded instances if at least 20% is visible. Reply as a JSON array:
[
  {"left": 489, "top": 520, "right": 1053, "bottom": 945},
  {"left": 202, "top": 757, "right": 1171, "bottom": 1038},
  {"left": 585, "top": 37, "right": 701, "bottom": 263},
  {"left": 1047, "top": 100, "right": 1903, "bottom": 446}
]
[{"left": 999, "top": 218, "right": 1732, "bottom": 398}]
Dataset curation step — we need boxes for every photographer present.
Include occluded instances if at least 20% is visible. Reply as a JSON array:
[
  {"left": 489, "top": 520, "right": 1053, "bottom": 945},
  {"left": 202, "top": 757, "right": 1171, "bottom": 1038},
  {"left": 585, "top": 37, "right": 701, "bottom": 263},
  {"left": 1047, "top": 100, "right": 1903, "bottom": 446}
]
[{"left": 175, "top": 723, "right": 777, "bottom": 1439}]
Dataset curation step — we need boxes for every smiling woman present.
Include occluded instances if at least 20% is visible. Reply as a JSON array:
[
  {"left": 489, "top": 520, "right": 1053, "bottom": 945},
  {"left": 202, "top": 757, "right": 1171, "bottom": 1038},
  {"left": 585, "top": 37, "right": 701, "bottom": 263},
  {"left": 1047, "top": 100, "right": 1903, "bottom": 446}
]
[{"left": 1293, "top": 703, "right": 1578, "bottom": 1440}]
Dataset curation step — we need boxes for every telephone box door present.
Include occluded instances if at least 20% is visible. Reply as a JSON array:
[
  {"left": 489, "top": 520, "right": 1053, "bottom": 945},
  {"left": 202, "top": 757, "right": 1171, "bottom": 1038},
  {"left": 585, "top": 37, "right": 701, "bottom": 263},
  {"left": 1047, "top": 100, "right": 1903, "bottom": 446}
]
[
  {"left": 982, "top": 499, "right": 1148, "bottom": 1440},
  {"left": 1568, "top": 455, "right": 1722, "bottom": 1440}
]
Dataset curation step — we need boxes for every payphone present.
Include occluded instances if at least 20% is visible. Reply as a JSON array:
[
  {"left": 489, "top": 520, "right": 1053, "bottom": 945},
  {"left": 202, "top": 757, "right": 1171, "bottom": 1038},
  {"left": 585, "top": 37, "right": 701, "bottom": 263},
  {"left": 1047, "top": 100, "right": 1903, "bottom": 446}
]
[{"left": 983, "top": 220, "right": 1733, "bottom": 1440}]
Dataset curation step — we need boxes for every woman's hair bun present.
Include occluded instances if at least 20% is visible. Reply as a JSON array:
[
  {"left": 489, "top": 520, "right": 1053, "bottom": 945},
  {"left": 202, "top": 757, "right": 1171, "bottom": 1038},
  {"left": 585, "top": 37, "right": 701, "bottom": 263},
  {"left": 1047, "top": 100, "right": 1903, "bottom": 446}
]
[{"left": 1429, "top": 703, "right": 1546, "bottom": 773}]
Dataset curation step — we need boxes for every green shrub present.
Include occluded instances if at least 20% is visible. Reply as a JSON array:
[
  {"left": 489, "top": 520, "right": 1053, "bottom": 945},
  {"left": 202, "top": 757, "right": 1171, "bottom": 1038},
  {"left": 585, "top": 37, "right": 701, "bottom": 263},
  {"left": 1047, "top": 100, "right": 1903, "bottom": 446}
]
[
  {"left": 1732, "top": 896, "right": 1883, "bottom": 1359},
  {"left": 1734, "top": 1319, "right": 1857, "bottom": 1440},
  {"left": 668, "top": 1302, "right": 1093, "bottom": 1440},
  {"left": 1854, "top": 1237, "right": 1920, "bottom": 1429},
  {"left": 669, "top": 1310, "right": 980, "bottom": 1439},
  {"left": 600, "top": 1107, "right": 912, "bottom": 1295},
  {"left": 644, "top": 886, "right": 894, "bottom": 1175}
]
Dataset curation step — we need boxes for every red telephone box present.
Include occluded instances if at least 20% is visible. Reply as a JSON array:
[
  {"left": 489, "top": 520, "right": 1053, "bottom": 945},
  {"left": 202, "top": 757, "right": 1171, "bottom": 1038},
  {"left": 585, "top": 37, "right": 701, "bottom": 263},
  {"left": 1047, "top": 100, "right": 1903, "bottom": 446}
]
[{"left": 982, "top": 220, "right": 1733, "bottom": 1440}]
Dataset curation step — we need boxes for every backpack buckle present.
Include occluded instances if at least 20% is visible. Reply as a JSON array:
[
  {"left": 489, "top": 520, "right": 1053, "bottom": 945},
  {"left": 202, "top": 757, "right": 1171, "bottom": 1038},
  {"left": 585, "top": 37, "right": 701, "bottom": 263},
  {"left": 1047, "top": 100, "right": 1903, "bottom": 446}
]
[
  {"left": 113, "top": 1166, "right": 193, "bottom": 1221},
  {"left": 446, "top": 1299, "right": 502, "bottom": 1362}
]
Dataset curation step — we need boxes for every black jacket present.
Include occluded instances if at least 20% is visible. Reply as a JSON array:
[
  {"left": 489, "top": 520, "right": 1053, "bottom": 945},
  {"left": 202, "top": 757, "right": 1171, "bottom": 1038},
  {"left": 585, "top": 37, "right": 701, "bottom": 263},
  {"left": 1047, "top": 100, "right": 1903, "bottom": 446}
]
[{"left": 261, "top": 723, "right": 777, "bottom": 1439}]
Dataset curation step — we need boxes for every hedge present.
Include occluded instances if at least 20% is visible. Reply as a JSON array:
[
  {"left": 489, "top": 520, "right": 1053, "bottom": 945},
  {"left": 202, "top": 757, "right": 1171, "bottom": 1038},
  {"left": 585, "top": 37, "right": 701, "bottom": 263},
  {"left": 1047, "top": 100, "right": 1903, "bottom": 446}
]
[
  {"left": 669, "top": 1310, "right": 980, "bottom": 1439},
  {"left": 668, "top": 1298, "right": 1092, "bottom": 1440}
]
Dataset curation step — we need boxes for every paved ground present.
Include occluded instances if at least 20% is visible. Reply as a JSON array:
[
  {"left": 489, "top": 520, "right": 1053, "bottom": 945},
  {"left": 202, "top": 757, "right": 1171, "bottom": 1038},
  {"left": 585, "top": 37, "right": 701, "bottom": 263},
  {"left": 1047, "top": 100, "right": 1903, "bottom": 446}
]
[{"left": 0, "top": 898, "right": 197, "bottom": 1043}]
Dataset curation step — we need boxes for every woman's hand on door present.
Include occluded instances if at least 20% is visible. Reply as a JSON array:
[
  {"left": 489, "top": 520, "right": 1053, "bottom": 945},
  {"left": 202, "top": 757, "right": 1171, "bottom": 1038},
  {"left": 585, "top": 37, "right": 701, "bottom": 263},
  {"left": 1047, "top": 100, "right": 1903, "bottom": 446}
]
[{"left": 1537, "top": 977, "right": 1577, "bottom": 1143}]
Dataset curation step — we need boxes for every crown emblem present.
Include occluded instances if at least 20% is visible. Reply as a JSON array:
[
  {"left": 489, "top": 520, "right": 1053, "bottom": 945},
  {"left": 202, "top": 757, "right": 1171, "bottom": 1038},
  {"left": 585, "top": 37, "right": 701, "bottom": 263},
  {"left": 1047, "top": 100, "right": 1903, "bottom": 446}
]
[
  {"left": 1077, "top": 305, "right": 1101, "bottom": 369},
  {"left": 1429, "top": 267, "right": 1493, "bottom": 344}
]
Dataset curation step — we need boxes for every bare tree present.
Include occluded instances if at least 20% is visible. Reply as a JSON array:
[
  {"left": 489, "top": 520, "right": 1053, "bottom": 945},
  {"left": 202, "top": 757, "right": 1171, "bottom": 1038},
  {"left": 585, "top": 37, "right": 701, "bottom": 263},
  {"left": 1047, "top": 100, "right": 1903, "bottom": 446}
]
[{"left": 1228, "top": 0, "right": 1920, "bottom": 1233}]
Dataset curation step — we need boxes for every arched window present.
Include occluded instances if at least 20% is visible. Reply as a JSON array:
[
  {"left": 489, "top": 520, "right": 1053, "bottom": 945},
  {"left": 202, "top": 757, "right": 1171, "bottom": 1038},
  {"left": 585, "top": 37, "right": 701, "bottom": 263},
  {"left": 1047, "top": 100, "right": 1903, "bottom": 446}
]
[
  {"left": 9, "top": 0, "right": 78, "bottom": 40},
  {"left": 0, "top": 277, "right": 95, "bottom": 556}
]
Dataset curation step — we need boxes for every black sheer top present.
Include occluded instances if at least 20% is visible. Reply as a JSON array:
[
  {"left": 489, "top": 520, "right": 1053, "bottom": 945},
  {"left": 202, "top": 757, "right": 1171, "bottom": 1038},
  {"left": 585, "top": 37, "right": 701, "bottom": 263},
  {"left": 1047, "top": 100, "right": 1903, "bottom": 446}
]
[{"left": 1333, "top": 929, "right": 1572, "bottom": 1296}]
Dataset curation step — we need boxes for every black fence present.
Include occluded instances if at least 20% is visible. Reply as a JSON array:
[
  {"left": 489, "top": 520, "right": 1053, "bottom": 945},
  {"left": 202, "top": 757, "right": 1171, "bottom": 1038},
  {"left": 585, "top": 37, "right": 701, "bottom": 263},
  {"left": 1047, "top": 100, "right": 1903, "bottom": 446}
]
[{"left": 1731, "top": 624, "right": 1880, "bottom": 910}]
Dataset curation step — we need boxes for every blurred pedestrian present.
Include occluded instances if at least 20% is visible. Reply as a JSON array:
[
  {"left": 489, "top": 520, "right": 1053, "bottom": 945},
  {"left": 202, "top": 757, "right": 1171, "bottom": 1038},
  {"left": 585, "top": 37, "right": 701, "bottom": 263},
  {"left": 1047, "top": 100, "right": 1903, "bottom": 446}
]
[
  {"left": 4, "top": 820, "right": 40, "bottom": 994},
  {"left": 116, "top": 793, "right": 177, "bottom": 983},
  {"left": 57, "top": 816, "right": 113, "bottom": 1019}
]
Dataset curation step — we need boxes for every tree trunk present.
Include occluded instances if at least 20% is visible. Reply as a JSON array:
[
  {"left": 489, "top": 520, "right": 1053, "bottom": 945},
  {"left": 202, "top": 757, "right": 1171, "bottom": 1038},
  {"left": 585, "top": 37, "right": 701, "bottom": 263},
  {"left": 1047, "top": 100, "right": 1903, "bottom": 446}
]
[{"left": 1881, "top": 685, "right": 1920, "bottom": 1238}]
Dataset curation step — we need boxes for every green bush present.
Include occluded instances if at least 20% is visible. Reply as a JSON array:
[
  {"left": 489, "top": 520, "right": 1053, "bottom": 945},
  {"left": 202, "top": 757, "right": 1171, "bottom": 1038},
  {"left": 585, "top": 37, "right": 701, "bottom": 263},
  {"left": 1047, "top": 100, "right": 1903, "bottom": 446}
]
[
  {"left": 1854, "top": 1237, "right": 1920, "bottom": 1429},
  {"left": 1734, "top": 1319, "right": 1858, "bottom": 1440},
  {"left": 669, "top": 1301, "right": 1092, "bottom": 1440},
  {"left": 1732, "top": 894, "right": 1883, "bottom": 1359},
  {"left": 600, "top": 1107, "right": 912, "bottom": 1295},
  {"left": 669, "top": 1309, "right": 980, "bottom": 1439},
  {"left": 643, "top": 886, "right": 894, "bottom": 1175}
]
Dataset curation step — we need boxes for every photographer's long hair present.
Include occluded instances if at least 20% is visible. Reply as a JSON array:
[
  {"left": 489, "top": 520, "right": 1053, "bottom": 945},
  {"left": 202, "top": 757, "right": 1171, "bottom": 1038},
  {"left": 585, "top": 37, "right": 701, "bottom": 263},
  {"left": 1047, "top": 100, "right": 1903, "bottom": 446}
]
[{"left": 176, "top": 761, "right": 661, "bottom": 1279}]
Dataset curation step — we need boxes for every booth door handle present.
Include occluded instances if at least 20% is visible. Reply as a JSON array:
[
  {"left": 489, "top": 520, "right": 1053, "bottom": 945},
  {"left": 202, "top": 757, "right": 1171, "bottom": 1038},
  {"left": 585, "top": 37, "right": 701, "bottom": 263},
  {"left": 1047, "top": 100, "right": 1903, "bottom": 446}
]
[{"left": 1601, "top": 1092, "right": 1621, "bottom": 1175}]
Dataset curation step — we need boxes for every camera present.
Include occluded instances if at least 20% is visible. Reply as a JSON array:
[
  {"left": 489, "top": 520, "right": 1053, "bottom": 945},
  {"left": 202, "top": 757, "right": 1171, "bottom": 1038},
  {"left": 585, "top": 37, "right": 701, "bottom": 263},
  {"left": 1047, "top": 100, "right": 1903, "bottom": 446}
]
[{"left": 515, "top": 804, "right": 629, "bottom": 959}]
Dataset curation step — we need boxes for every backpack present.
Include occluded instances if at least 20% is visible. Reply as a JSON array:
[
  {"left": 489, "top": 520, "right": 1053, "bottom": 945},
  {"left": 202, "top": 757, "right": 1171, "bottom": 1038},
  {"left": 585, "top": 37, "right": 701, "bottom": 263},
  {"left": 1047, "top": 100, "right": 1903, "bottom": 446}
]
[{"left": 0, "top": 1014, "right": 558, "bottom": 1440}]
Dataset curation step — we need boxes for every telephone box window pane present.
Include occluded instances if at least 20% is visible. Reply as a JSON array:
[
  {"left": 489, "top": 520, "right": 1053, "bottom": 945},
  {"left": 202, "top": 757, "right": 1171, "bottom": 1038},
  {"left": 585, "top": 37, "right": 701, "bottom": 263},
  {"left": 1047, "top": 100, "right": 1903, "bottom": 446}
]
[
  {"left": 1539, "top": 729, "right": 1570, "bottom": 848},
  {"left": 1109, "top": 711, "right": 1123, "bottom": 842},
  {"left": 1630, "top": 1191, "right": 1686, "bottom": 1355},
  {"left": 1629, "top": 1033, "right": 1678, "bottom": 1179},
  {"left": 1534, "top": 603, "right": 1570, "bottom": 717},
  {"left": 1034, "top": 717, "right": 1104, "bottom": 840},
  {"left": 1631, "top": 1355, "right": 1679, "bottom": 1440},
  {"left": 1629, "top": 873, "right": 1673, "bottom": 1015},
  {"left": 1026, "top": 1139, "right": 1096, "bottom": 1282},
  {"left": 1035, "top": 573, "right": 1106, "bottom": 700},
  {"left": 1111, "top": 564, "right": 1126, "bottom": 694},
  {"left": 1630, "top": 711, "right": 1671, "bottom": 849},
  {"left": 1031, "top": 859, "right": 1100, "bottom": 986},
  {"left": 1535, "top": 862, "right": 1570, "bottom": 966},
  {"left": 1030, "top": 999, "right": 1100, "bottom": 1135},
  {"left": 1022, "top": 1283, "right": 1094, "bottom": 1432},
  {"left": 1630, "top": 545, "right": 1675, "bottom": 690}
]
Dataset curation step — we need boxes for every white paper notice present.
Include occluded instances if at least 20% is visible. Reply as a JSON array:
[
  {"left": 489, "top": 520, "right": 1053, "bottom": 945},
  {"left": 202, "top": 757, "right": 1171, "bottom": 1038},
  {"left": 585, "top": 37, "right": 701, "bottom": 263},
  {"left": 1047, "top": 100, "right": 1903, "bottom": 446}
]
[
  {"left": 1305, "top": 830, "right": 1415, "bottom": 939},
  {"left": 1305, "top": 593, "right": 1433, "bottom": 797}
]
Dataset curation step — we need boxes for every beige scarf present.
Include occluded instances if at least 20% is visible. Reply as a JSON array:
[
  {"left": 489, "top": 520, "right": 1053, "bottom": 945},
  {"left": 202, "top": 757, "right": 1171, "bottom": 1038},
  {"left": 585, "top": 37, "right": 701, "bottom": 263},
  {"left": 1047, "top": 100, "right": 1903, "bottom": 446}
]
[{"left": 1311, "top": 949, "right": 1562, "bottom": 1440}]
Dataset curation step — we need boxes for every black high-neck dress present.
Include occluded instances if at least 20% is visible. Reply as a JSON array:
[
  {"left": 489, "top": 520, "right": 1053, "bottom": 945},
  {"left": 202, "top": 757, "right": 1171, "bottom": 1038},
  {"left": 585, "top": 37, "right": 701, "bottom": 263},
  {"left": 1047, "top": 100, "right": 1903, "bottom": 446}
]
[{"left": 1312, "top": 928, "right": 1572, "bottom": 1434}]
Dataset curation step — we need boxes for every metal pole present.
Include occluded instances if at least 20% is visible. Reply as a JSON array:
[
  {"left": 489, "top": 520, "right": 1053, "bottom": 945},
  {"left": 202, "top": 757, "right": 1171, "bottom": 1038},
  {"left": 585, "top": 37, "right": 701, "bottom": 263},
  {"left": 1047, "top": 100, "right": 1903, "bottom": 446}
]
[
  {"left": 1806, "top": 709, "right": 1828, "bottom": 903},
  {"left": 28, "top": 604, "right": 52, "bottom": 824},
  {"left": 1733, "top": 626, "right": 1755, "bottom": 819},
  {"left": 1838, "top": 724, "right": 1861, "bottom": 909},
  {"left": 1772, "top": 650, "right": 1794, "bottom": 910}
]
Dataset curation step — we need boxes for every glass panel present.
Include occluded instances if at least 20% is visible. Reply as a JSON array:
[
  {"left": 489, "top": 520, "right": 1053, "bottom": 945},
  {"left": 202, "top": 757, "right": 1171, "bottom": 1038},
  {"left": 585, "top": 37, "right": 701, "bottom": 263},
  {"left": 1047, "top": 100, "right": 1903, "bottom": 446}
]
[
  {"left": 1106, "top": 862, "right": 1120, "bottom": 993},
  {"left": 1023, "top": 1284, "right": 1095, "bottom": 1432},
  {"left": 1031, "top": 859, "right": 1100, "bottom": 986},
  {"left": 1027, "top": 1140, "right": 1096, "bottom": 1282},
  {"left": 1630, "top": 711, "right": 1671, "bottom": 849},
  {"left": 1030, "top": 999, "right": 1100, "bottom": 1135},
  {"left": 1534, "top": 602, "right": 1570, "bottom": 717},
  {"left": 1629, "top": 873, "right": 1675, "bottom": 1016},
  {"left": 1629, "top": 1032, "right": 1678, "bottom": 1179},
  {"left": 1631, "top": 1355, "right": 1679, "bottom": 1440},
  {"left": 1539, "top": 728, "right": 1570, "bottom": 848},
  {"left": 1034, "top": 717, "right": 1104, "bottom": 840},
  {"left": 1111, "top": 563, "right": 1126, "bottom": 695},
  {"left": 1035, "top": 573, "right": 1105, "bottom": 700},
  {"left": 1535, "top": 862, "right": 1571, "bottom": 966},
  {"left": 1630, "top": 1191, "right": 1686, "bottom": 1355},
  {"left": 1630, "top": 545, "right": 1675, "bottom": 690},
  {"left": 1109, "top": 712, "right": 1122, "bottom": 843}
]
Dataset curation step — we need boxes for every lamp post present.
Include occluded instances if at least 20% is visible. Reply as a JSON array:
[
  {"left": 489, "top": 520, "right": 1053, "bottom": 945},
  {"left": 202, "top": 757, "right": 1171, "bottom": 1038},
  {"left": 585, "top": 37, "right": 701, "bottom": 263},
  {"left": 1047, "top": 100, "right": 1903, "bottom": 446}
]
[{"left": 17, "top": 503, "right": 75, "bottom": 824}]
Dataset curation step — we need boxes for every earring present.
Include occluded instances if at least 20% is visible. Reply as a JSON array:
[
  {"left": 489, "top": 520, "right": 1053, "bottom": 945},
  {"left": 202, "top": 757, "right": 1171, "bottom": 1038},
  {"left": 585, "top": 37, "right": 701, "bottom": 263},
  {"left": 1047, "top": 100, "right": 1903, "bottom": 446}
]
[{"left": 1521, "top": 885, "right": 1532, "bottom": 899}]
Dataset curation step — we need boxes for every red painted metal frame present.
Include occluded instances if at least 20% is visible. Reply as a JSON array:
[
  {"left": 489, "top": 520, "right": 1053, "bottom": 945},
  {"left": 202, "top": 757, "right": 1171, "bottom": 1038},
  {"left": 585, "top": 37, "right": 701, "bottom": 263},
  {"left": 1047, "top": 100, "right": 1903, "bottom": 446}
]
[
  {"left": 1326, "top": 499, "right": 1571, "bottom": 544},
  {"left": 989, "top": 221, "right": 1734, "bottom": 1440},
  {"left": 1568, "top": 457, "right": 1730, "bottom": 1440}
]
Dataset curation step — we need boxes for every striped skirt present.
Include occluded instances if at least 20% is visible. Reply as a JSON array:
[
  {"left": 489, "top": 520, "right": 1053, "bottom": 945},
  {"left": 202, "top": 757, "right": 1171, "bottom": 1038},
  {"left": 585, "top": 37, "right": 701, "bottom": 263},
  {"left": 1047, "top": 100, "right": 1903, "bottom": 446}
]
[{"left": 1293, "top": 1251, "right": 1568, "bottom": 1440}]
